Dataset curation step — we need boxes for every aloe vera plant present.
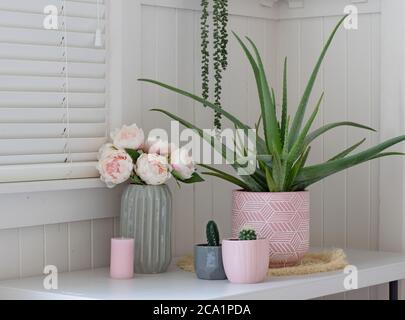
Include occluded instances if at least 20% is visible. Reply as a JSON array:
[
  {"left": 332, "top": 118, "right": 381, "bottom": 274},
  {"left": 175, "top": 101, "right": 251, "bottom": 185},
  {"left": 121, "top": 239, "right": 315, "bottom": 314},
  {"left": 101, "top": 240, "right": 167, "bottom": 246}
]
[{"left": 139, "top": 16, "right": 405, "bottom": 192}]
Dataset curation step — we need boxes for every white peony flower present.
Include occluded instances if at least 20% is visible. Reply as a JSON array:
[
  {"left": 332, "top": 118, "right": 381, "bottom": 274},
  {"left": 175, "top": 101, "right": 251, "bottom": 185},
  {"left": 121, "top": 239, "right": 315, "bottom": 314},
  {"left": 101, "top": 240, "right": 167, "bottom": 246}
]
[
  {"left": 143, "top": 138, "right": 177, "bottom": 157},
  {"left": 97, "top": 143, "right": 116, "bottom": 160},
  {"left": 97, "top": 150, "right": 133, "bottom": 188},
  {"left": 110, "top": 124, "right": 145, "bottom": 150},
  {"left": 170, "top": 148, "right": 196, "bottom": 180},
  {"left": 136, "top": 153, "right": 172, "bottom": 185}
]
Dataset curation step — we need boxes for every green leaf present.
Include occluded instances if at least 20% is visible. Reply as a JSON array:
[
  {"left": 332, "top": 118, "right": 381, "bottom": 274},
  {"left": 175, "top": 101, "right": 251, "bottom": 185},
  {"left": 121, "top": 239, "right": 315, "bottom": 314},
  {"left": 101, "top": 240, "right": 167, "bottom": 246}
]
[
  {"left": 294, "top": 135, "right": 405, "bottom": 189},
  {"left": 255, "top": 114, "right": 263, "bottom": 133},
  {"left": 288, "top": 15, "right": 348, "bottom": 146},
  {"left": 280, "top": 57, "right": 288, "bottom": 146},
  {"left": 245, "top": 36, "right": 282, "bottom": 154},
  {"left": 233, "top": 32, "right": 279, "bottom": 154},
  {"left": 199, "top": 164, "right": 251, "bottom": 190},
  {"left": 328, "top": 138, "right": 366, "bottom": 162},
  {"left": 234, "top": 124, "right": 248, "bottom": 157},
  {"left": 281, "top": 115, "right": 290, "bottom": 160},
  {"left": 173, "top": 171, "right": 205, "bottom": 184},
  {"left": 139, "top": 79, "right": 244, "bottom": 130},
  {"left": 271, "top": 151, "right": 283, "bottom": 190},
  {"left": 285, "top": 146, "right": 311, "bottom": 190},
  {"left": 272, "top": 88, "right": 281, "bottom": 132},
  {"left": 130, "top": 174, "right": 144, "bottom": 185},
  {"left": 292, "top": 151, "right": 405, "bottom": 191},
  {"left": 291, "top": 152, "right": 405, "bottom": 191},
  {"left": 125, "top": 149, "right": 141, "bottom": 163},
  {"left": 264, "top": 167, "right": 276, "bottom": 192},
  {"left": 368, "top": 152, "right": 405, "bottom": 160},
  {"left": 173, "top": 177, "right": 181, "bottom": 188},
  {"left": 257, "top": 156, "right": 272, "bottom": 173},
  {"left": 151, "top": 108, "right": 265, "bottom": 191},
  {"left": 287, "top": 92, "right": 324, "bottom": 165},
  {"left": 249, "top": 167, "right": 269, "bottom": 190},
  {"left": 139, "top": 78, "right": 268, "bottom": 155},
  {"left": 305, "top": 121, "right": 376, "bottom": 146}
]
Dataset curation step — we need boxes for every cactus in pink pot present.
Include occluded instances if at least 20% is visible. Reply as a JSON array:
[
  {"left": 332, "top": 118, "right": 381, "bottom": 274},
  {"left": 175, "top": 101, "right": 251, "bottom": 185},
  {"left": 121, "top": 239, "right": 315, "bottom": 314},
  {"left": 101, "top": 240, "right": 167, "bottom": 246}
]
[
  {"left": 239, "top": 229, "right": 257, "bottom": 241},
  {"left": 222, "top": 229, "right": 269, "bottom": 284}
]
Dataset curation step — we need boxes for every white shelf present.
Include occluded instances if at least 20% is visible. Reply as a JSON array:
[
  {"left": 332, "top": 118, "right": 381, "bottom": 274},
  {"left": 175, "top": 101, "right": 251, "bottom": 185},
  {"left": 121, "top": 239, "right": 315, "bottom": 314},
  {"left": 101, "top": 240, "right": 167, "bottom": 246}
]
[{"left": 0, "top": 249, "right": 404, "bottom": 300}]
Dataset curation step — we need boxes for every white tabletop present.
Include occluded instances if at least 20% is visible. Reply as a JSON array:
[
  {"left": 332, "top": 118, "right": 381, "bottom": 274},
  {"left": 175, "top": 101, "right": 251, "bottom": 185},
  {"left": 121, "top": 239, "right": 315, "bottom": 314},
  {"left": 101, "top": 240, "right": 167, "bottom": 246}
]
[{"left": 0, "top": 249, "right": 404, "bottom": 300}]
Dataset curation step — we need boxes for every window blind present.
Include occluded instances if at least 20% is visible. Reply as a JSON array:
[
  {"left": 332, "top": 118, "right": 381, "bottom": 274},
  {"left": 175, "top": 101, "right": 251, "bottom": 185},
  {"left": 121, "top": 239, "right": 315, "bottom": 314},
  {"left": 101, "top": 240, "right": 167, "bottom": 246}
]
[{"left": 0, "top": 0, "right": 108, "bottom": 183}]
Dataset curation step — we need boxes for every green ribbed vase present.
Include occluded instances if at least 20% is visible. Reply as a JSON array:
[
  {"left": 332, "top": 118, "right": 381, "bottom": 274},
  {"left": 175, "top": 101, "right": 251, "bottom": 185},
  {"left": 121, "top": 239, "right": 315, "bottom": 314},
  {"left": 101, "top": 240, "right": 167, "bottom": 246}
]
[{"left": 120, "top": 184, "right": 172, "bottom": 274}]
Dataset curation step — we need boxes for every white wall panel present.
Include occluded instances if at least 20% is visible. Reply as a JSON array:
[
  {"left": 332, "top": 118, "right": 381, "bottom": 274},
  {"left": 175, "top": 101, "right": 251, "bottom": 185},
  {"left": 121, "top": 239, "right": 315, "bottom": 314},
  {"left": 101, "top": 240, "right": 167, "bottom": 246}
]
[
  {"left": 69, "top": 220, "right": 92, "bottom": 271},
  {"left": 20, "top": 226, "right": 44, "bottom": 277},
  {"left": 0, "top": 229, "right": 20, "bottom": 280},
  {"left": 44, "top": 223, "right": 69, "bottom": 273},
  {"left": 92, "top": 218, "right": 114, "bottom": 268}
]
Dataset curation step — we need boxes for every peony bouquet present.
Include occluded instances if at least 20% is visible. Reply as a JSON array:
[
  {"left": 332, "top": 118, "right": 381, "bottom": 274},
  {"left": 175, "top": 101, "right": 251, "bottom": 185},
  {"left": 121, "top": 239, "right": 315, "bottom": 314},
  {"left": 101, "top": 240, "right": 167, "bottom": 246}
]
[{"left": 97, "top": 124, "right": 204, "bottom": 188}]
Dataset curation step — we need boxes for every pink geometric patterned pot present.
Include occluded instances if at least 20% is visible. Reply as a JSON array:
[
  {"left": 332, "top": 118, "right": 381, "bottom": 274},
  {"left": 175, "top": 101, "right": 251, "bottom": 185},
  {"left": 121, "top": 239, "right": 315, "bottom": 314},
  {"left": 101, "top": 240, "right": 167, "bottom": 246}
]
[{"left": 232, "top": 190, "right": 310, "bottom": 268}]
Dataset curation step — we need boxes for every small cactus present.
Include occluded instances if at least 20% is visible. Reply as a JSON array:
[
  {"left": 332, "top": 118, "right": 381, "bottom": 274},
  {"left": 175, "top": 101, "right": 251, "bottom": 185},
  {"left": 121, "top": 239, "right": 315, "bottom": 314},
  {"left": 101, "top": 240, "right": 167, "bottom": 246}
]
[
  {"left": 239, "top": 229, "right": 257, "bottom": 241},
  {"left": 206, "top": 220, "right": 220, "bottom": 246}
]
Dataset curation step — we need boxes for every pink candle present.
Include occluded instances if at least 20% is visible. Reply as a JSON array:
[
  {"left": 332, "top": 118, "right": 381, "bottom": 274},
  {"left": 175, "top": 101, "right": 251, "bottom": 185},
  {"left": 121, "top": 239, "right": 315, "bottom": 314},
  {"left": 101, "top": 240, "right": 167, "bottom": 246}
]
[{"left": 110, "top": 238, "right": 134, "bottom": 279}]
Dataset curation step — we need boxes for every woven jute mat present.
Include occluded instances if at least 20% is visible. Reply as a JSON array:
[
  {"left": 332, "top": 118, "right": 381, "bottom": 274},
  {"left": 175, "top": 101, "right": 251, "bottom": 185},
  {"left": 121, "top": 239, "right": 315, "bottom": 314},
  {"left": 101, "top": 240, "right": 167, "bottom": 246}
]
[{"left": 177, "top": 248, "right": 348, "bottom": 277}]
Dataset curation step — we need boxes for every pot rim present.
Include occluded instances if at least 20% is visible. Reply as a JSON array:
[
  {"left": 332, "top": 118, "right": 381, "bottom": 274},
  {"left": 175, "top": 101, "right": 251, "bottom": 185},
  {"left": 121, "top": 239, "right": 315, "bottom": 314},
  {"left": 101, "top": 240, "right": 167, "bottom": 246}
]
[
  {"left": 222, "top": 238, "right": 267, "bottom": 243},
  {"left": 232, "top": 189, "right": 309, "bottom": 195},
  {"left": 127, "top": 183, "right": 169, "bottom": 187},
  {"left": 194, "top": 244, "right": 222, "bottom": 248}
]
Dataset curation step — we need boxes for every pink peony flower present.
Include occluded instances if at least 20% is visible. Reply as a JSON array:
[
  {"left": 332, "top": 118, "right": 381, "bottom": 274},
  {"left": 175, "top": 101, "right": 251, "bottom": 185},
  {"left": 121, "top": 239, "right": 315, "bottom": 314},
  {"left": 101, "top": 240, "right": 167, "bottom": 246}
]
[
  {"left": 143, "top": 138, "right": 177, "bottom": 157},
  {"left": 111, "top": 124, "right": 145, "bottom": 150},
  {"left": 136, "top": 153, "right": 172, "bottom": 185},
  {"left": 98, "top": 150, "right": 133, "bottom": 188},
  {"left": 170, "top": 148, "right": 196, "bottom": 180}
]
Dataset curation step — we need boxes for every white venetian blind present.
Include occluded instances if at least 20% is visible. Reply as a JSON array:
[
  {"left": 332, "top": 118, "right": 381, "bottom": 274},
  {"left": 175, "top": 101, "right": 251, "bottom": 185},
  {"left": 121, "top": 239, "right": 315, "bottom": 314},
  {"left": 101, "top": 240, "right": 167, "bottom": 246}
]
[{"left": 0, "top": 0, "right": 108, "bottom": 183}]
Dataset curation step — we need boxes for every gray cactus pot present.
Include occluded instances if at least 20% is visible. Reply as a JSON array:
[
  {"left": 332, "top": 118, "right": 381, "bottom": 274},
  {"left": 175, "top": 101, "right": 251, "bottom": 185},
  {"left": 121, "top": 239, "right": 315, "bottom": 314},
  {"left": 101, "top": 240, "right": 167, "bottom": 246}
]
[{"left": 194, "top": 244, "right": 227, "bottom": 280}]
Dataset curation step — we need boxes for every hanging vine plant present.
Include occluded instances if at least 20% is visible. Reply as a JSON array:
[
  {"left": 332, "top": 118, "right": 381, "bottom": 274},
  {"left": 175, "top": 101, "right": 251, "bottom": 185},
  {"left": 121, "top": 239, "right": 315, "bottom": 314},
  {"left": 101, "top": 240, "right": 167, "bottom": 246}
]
[
  {"left": 201, "top": 0, "right": 210, "bottom": 108},
  {"left": 200, "top": 0, "right": 229, "bottom": 131}
]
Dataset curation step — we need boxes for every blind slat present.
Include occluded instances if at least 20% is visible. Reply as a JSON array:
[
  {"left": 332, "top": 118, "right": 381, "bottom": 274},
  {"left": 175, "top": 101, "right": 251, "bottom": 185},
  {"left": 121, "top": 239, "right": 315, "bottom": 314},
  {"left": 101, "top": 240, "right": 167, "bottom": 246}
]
[
  {"left": 0, "top": 60, "right": 105, "bottom": 78},
  {"left": 0, "top": 0, "right": 105, "bottom": 19},
  {"left": 0, "top": 10, "right": 105, "bottom": 33},
  {"left": 0, "top": 123, "right": 106, "bottom": 139},
  {"left": 0, "top": 43, "right": 105, "bottom": 63},
  {"left": 0, "top": 162, "right": 99, "bottom": 183},
  {"left": 0, "top": 153, "right": 98, "bottom": 165},
  {"left": 0, "top": 27, "right": 105, "bottom": 49},
  {"left": 0, "top": 137, "right": 107, "bottom": 155},
  {"left": 0, "top": 75, "right": 105, "bottom": 92},
  {"left": 0, "top": 92, "right": 104, "bottom": 107},
  {"left": 0, "top": 108, "right": 106, "bottom": 123}
]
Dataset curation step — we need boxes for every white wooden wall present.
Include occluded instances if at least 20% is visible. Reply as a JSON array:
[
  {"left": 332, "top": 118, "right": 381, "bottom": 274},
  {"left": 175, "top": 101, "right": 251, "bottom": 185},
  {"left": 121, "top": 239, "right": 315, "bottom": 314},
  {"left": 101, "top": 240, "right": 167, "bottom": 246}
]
[
  {"left": 0, "top": 0, "right": 396, "bottom": 300},
  {"left": 0, "top": 216, "right": 120, "bottom": 280}
]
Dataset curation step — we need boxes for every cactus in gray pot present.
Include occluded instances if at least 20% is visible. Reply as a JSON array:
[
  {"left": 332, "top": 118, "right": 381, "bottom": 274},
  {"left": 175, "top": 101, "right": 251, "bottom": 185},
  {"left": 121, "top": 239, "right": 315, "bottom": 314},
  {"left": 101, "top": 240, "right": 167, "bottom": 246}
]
[
  {"left": 206, "top": 220, "right": 220, "bottom": 246},
  {"left": 194, "top": 220, "right": 226, "bottom": 280},
  {"left": 239, "top": 229, "right": 257, "bottom": 241}
]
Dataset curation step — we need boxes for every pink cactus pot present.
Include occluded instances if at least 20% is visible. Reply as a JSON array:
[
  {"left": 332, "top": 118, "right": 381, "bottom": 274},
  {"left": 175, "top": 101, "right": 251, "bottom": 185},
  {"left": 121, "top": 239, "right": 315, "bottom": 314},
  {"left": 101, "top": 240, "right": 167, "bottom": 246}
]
[
  {"left": 222, "top": 239, "right": 269, "bottom": 284},
  {"left": 232, "top": 190, "right": 310, "bottom": 268}
]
